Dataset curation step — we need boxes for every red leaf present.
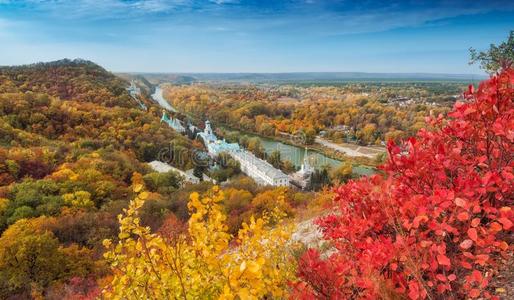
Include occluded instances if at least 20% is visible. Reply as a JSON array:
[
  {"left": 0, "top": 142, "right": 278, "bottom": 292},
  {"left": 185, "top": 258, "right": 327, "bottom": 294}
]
[
  {"left": 464, "top": 107, "right": 477, "bottom": 115},
  {"left": 471, "top": 270, "right": 483, "bottom": 282},
  {"left": 475, "top": 254, "right": 489, "bottom": 266},
  {"left": 471, "top": 218, "right": 481, "bottom": 227},
  {"left": 413, "top": 215, "right": 428, "bottom": 228},
  {"left": 437, "top": 283, "right": 448, "bottom": 293},
  {"left": 457, "top": 212, "right": 469, "bottom": 221},
  {"left": 461, "top": 261, "right": 472, "bottom": 269},
  {"left": 437, "top": 254, "right": 451, "bottom": 266},
  {"left": 467, "top": 228, "right": 478, "bottom": 241},
  {"left": 469, "top": 289, "right": 481, "bottom": 298},
  {"left": 499, "top": 241, "right": 509, "bottom": 251},
  {"left": 499, "top": 206, "right": 512, "bottom": 213},
  {"left": 489, "top": 222, "right": 502, "bottom": 232},
  {"left": 390, "top": 263, "right": 398, "bottom": 271},
  {"left": 455, "top": 197, "right": 467, "bottom": 208},
  {"left": 420, "top": 240, "right": 432, "bottom": 248},
  {"left": 498, "top": 217, "right": 512, "bottom": 230},
  {"left": 436, "top": 244, "right": 446, "bottom": 255},
  {"left": 468, "top": 84, "right": 475, "bottom": 94},
  {"left": 408, "top": 281, "right": 420, "bottom": 300},
  {"left": 460, "top": 239, "right": 473, "bottom": 249}
]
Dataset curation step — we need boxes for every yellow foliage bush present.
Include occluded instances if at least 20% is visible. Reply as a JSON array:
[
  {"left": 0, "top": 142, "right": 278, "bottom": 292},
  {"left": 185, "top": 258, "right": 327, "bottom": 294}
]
[
  {"left": 102, "top": 182, "right": 297, "bottom": 299},
  {"left": 62, "top": 191, "right": 94, "bottom": 208}
]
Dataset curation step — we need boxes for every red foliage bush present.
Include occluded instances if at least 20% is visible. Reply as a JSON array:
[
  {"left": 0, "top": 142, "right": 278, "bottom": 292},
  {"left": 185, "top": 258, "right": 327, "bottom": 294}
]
[
  {"left": 157, "top": 213, "right": 187, "bottom": 241},
  {"left": 293, "top": 69, "right": 514, "bottom": 299},
  {"left": 59, "top": 277, "right": 100, "bottom": 300}
]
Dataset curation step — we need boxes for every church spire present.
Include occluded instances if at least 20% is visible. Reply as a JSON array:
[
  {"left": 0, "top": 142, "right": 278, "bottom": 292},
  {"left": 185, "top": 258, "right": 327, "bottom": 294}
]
[
  {"left": 300, "top": 147, "right": 310, "bottom": 174},
  {"left": 161, "top": 109, "right": 168, "bottom": 122}
]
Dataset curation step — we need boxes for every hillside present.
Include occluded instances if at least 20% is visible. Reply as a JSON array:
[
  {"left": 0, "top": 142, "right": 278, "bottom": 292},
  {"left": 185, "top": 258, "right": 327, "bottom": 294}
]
[
  {"left": 0, "top": 59, "right": 132, "bottom": 107},
  {"left": 0, "top": 59, "right": 202, "bottom": 298}
]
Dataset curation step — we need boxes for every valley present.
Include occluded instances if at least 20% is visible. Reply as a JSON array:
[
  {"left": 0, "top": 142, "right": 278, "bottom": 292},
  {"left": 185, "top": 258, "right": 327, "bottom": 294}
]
[{"left": 0, "top": 31, "right": 512, "bottom": 300}]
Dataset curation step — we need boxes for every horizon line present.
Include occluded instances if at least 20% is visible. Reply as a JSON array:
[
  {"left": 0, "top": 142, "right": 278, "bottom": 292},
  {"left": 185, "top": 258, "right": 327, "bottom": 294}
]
[
  {"left": 0, "top": 58, "right": 488, "bottom": 78},
  {"left": 118, "top": 71, "right": 487, "bottom": 76}
]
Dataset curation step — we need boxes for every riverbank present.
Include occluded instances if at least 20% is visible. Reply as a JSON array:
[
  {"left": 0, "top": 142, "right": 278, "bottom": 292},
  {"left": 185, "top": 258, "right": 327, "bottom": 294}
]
[
  {"left": 217, "top": 126, "right": 377, "bottom": 176},
  {"left": 156, "top": 85, "right": 378, "bottom": 175},
  {"left": 315, "top": 137, "right": 385, "bottom": 158}
]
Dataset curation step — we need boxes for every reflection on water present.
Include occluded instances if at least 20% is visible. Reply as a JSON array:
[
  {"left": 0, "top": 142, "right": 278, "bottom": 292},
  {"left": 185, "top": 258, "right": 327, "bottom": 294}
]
[
  {"left": 228, "top": 130, "right": 376, "bottom": 176},
  {"left": 259, "top": 137, "right": 338, "bottom": 168}
]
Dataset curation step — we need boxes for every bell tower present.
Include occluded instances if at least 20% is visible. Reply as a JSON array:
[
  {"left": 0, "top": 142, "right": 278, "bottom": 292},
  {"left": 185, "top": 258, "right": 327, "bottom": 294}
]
[{"left": 205, "top": 120, "right": 213, "bottom": 136}]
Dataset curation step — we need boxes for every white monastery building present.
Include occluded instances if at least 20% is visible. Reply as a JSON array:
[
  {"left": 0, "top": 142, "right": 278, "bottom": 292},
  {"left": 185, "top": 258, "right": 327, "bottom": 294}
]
[{"left": 197, "top": 120, "right": 290, "bottom": 186}]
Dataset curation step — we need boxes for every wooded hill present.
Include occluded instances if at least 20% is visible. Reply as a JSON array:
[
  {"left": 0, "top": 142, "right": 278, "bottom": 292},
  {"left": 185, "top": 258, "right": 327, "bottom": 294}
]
[{"left": 0, "top": 59, "right": 202, "bottom": 298}]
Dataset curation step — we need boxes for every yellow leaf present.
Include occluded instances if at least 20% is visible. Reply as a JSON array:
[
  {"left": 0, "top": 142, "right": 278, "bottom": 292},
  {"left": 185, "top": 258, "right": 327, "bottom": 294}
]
[
  {"left": 238, "top": 288, "right": 250, "bottom": 300},
  {"left": 102, "top": 239, "right": 112, "bottom": 248},
  {"left": 247, "top": 261, "right": 260, "bottom": 275},
  {"left": 256, "top": 257, "right": 265, "bottom": 266},
  {"left": 240, "top": 261, "right": 247, "bottom": 272},
  {"left": 133, "top": 184, "right": 143, "bottom": 193}
]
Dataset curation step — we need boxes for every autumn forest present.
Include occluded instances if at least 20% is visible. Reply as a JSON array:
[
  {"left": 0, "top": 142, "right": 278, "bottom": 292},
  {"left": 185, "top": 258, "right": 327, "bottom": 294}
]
[{"left": 0, "top": 17, "right": 513, "bottom": 300}]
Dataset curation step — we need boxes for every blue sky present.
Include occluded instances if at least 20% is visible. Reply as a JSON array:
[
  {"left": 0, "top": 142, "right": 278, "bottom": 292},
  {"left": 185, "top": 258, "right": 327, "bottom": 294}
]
[{"left": 0, "top": 0, "right": 512, "bottom": 73}]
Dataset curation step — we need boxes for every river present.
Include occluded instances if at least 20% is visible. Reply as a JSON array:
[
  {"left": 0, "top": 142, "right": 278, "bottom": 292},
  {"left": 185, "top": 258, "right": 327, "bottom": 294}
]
[
  {"left": 151, "top": 85, "right": 375, "bottom": 177},
  {"left": 151, "top": 86, "right": 176, "bottom": 112},
  {"left": 222, "top": 129, "right": 376, "bottom": 176}
]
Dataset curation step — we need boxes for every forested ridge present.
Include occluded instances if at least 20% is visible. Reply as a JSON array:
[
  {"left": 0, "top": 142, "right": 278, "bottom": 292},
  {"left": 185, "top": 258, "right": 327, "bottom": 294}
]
[
  {"left": 0, "top": 59, "right": 201, "bottom": 298},
  {"left": 0, "top": 59, "right": 132, "bottom": 107}
]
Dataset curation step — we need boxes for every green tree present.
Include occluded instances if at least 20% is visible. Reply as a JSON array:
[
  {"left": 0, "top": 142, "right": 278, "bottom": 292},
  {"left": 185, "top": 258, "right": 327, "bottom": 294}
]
[
  {"left": 268, "top": 150, "right": 282, "bottom": 169},
  {"left": 247, "top": 137, "right": 265, "bottom": 158},
  {"left": 7, "top": 206, "right": 36, "bottom": 225},
  {"left": 0, "top": 218, "right": 97, "bottom": 297},
  {"left": 209, "top": 168, "right": 232, "bottom": 183},
  {"left": 0, "top": 220, "right": 67, "bottom": 295},
  {"left": 193, "top": 165, "right": 206, "bottom": 181},
  {"left": 303, "top": 128, "right": 316, "bottom": 145},
  {"left": 143, "top": 171, "right": 182, "bottom": 194},
  {"left": 308, "top": 168, "right": 331, "bottom": 191},
  {"left": 470, "top": 30, "right": 514, "bottom": 73},
  {"left": 282, "top": 160, "right": 297, "bottom": 174},
  {"left": 62, "top": 191, "right": 94, "bottom": 209},
  {"left": 330, "top": 162, "right": 353, "bottom": 184}
]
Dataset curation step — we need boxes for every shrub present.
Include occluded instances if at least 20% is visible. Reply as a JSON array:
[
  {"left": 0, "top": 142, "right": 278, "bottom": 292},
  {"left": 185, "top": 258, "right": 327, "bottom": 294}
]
[
  {"left": 102, "top": 183, "right": 298, "bottom": 299},
  {"left": 293, "top": 69, "right": 514, "bottom": 299}
]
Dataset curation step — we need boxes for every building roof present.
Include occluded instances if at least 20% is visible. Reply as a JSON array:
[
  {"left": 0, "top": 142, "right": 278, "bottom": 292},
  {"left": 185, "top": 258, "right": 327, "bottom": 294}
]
[
  {"left": 148, "top": 160, "right": 174, "bottom": 173},
  {"left": 197, "top": 120, "right": 289, "bottom": 185},
  {"left": 161, "top": 112, "right": 185, "bottom": 132},
  {"left": 231, "top": 150, "right": 289, "bottom": 180}
]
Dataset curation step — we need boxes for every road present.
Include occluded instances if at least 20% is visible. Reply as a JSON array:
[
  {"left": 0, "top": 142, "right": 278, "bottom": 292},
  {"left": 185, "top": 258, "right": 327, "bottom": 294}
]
[{"left": 315, "top": 137, "right": 385, "bottom": 158}]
